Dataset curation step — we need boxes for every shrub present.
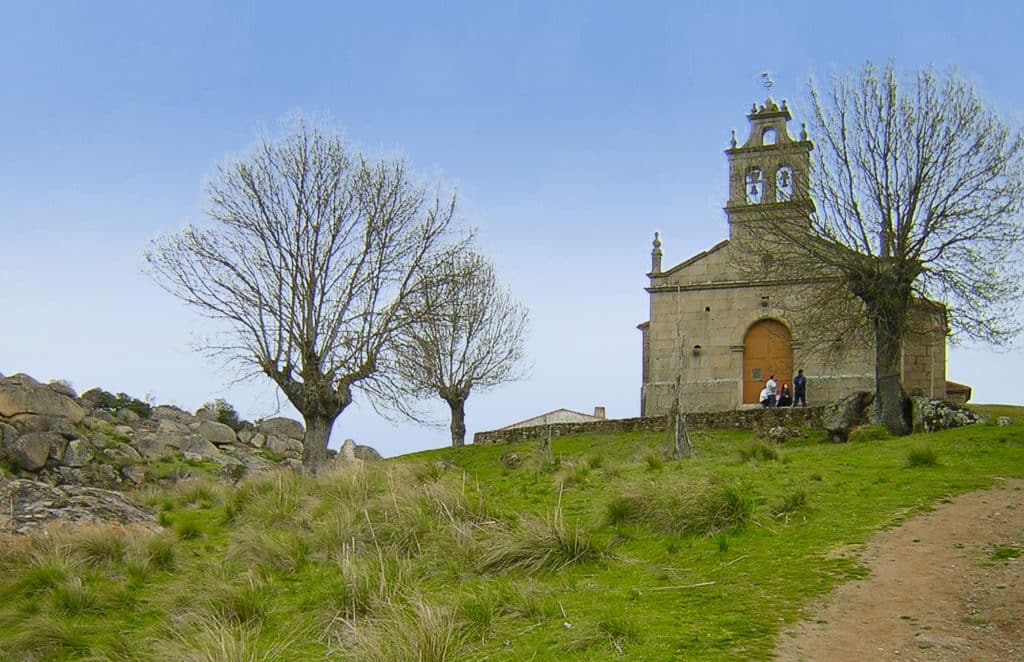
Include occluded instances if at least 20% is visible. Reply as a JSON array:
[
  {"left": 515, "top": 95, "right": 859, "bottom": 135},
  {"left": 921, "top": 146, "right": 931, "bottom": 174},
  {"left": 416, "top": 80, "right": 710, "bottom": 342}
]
[
  {"left": 80, "top": 388, "right": 152, "bottom": 419},
  {"left": 196, "top": 398, "right": 250, "bottom": 432},
  {"left": 905, "top": 444, "right": 939, "bottom": 467}
]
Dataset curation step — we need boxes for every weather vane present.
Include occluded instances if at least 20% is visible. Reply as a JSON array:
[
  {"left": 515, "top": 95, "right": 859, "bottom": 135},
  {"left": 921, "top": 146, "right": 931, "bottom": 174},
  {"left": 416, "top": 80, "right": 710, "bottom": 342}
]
[{"left": 761, "top": 71, "right": 774, "bottom": 91}]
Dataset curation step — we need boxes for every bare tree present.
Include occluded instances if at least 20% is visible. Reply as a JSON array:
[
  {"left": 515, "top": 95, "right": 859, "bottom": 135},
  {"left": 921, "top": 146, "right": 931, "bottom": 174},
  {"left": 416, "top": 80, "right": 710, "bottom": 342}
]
[
  {"left": 396, "top": 252, "right": 529, "bottom": 447},
  {"left": 744, "top": 62, "right": 1024, "bottom": 434},
  {"left": 145, "top": 119, "right": 468, "bottom": 467}
]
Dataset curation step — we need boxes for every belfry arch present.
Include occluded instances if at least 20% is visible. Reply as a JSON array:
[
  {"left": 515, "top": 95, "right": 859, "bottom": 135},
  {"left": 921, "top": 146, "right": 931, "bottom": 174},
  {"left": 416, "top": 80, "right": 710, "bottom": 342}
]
[{"left": 742, "top": 319, "right": 793, "bottom": 404}]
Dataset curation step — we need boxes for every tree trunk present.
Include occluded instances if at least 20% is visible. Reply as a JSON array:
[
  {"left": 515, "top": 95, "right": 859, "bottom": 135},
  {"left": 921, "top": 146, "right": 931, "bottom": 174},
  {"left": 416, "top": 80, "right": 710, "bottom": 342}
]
[
  {"left": 301, "top": 413, "right": 336, "bottom": 468},
  {"left": 873, "top": 320, "right": 911, "bottom": 436},
  {"left": 447, "top": 398, "right": 467, "bottom": 447}
]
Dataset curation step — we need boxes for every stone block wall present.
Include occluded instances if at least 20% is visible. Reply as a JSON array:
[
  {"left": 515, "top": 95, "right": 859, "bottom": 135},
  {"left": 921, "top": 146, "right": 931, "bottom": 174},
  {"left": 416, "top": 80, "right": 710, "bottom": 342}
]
[{"left": 473, "top": 406, "right": 823, "bottom": 445}]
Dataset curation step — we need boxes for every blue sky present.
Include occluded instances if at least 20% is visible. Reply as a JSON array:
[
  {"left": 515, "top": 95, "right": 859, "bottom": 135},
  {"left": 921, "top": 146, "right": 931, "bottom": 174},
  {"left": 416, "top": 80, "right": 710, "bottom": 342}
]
[{"left": 3, "top": 1, "right": 1022, "bottom": 456}]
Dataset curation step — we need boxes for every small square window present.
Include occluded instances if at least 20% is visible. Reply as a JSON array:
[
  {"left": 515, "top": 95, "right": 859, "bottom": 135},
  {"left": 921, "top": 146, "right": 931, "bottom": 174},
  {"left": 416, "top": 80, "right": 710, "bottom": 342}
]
[{"left": 752, "top": 368, "right": 762, "bottom": 380}]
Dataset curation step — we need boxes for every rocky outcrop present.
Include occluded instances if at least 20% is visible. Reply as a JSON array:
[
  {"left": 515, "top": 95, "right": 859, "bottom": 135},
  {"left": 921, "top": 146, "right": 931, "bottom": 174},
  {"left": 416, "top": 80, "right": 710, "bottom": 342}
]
[
  {"left": 194, "top": 420, "right": 237, "bottom": 446},
  {"left": 0, "top": 477, "right": 159, "bottom": 536},
  {"left": 0, "top": 374, "right": 86, "bottom": 426},
  {"left": 338, "top": 438, "right": 384, "bottom": 462},
  {"left": 910, "top": 397, "right": 981, "bottom": 433},
  {"left": 822, "top": 391, "right": 874, "bottom": 443},
  {"left": 259, "top": 417, "right": 305, "bottom": 440},
  {"left": 0, "top": 372, "right": 382, "bottom": 495}
]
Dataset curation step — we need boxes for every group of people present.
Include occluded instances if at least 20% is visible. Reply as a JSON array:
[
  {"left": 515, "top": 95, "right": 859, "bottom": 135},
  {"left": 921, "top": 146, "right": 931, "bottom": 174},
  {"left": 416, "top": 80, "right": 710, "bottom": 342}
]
[{"left": 759, "top": 369, "right": 807, "bottom": 407}]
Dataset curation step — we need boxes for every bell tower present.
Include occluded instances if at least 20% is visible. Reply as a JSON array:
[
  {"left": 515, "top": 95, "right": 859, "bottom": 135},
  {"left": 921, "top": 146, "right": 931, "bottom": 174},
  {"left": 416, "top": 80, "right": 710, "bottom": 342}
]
[{"left": 724, "top": 95, "right": 814, "bottom": 239}]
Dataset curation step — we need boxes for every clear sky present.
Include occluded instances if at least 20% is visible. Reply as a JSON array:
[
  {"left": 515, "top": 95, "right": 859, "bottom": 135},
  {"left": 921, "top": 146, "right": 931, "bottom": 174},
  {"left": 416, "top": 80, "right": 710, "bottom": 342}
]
[{"left": 3, "top": 1, "right": 1022, "bottom": 457}]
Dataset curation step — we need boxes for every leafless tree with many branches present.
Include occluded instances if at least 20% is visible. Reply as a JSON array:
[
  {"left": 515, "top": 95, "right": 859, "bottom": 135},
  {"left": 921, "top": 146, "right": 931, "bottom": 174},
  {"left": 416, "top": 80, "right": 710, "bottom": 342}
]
[
  {"left": 395, "top": 251, "right": 529, "bottom": 447},
  {"left": 146, "top": 118, "right": 469, "bottom": 466}
]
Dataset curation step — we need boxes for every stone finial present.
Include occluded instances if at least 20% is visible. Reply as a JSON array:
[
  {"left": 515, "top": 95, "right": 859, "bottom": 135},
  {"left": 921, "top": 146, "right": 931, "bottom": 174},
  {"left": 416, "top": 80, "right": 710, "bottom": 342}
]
[
  {"left": 730, "top": 129, "right": 737, "bottom": 148},
  {"left": 751, "top": 102, "right": 759, "bottom": 113},
  {"left": 782, "top": 98, "right": 789, "bottom": 111},
  {"left": 651, "top": 231, "right": 663, "bottom": 274},
  {"left": 800, "top": 122, "right": 808, "bottom": 141}
]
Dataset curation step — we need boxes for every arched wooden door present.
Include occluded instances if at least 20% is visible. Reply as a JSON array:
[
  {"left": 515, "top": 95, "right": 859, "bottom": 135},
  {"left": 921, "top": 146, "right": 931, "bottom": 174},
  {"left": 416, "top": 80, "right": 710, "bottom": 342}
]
[{"left": 742, "top": 320, "right": 793, "bottom": 404}]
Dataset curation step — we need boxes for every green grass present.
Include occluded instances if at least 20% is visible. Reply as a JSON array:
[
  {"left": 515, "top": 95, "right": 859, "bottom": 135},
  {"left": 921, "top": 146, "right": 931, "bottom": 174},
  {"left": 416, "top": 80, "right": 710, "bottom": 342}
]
[
  {"left": 905, "top": 444, "right": 939, "bottom": 467},
  {"left": 0, "top": 420, "right": 1021, "bottom": 660}
]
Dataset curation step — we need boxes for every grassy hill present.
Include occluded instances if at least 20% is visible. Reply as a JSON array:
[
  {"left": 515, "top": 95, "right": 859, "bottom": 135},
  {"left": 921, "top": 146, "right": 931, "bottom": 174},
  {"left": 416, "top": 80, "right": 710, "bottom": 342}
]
[{"left": 1, "top": 409, "right": 1022, "bottom": 661}]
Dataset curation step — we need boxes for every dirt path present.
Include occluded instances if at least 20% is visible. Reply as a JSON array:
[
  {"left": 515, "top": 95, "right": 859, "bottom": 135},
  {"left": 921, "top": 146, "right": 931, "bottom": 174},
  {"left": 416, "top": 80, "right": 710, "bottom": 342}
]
[{"left": 775, "top": 479, "right": 1024, "bottom": 661}]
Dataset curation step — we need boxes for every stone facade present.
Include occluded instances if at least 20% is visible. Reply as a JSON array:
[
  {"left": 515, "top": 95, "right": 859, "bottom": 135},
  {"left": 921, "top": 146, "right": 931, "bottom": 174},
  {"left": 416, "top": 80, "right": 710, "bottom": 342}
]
[{"left": 639, "top": 98, "right": 953, "bottom": 417}]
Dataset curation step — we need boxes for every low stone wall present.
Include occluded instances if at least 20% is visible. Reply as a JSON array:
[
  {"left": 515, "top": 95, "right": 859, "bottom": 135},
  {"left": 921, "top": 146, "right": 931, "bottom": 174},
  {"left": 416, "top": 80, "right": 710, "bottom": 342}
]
[{"left": 473, "top": 406, "right": 825, "bottom": 445}]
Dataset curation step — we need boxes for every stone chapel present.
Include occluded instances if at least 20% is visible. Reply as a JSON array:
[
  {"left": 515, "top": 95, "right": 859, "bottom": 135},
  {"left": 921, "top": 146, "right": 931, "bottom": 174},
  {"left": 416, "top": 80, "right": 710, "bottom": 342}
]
[{"left": 638, "top": 96, "right": 967, "bottom": 416}]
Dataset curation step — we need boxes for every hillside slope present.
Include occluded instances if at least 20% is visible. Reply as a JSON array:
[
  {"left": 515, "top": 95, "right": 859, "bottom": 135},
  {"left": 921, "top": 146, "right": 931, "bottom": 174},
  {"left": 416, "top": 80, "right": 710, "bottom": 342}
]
[{"left": 0, "top": 413, "right": 1021, "bottom": 660}]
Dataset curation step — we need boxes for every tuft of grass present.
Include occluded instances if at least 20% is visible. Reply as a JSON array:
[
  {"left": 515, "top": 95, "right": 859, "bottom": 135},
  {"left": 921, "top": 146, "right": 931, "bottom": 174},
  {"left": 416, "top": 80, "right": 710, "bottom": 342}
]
[
  {"left": 604, "top": 495, "right": 642, "bottom": 526},
  {"left": 905, "top": 444, "right": 939, "bottom": 468},
  {"left": 227, "top": 525, "right": 309, "bottom": 574},
  {"left": 457, "top": 592, "right": 500, "bottom": 637},
  {"left": 415, "top": 461, "right": 446, "bottom": 483},
  {"left": 343, "top": 598, "right": 468, "bottom": 662},
  {"left": 205, "top": 575, "right": 273, "bottom": 627},
  {"left": 772, "top": 489, "right": 809, "bottom": 518},
  {"left": 555, "top": 462, "right": 592, "bottom": 489},
  {"left": 644, "top": 454, "right": 664, "bottom": 471},
  {"left": 991, "top": 545, "right": 1021, "bottom": 560},
  {"left": 610, "top": 479, "right": 760, "bottom": 537},
  {"left": 738, "top": 441, "right": 779, "bottom": 462},
  {"left": 141, "top": 533, "right": 177, "bottom": 572},
  {"left": 599, "top": 615, "right": 641, "bottom": 645},
  {"left": 51, "top": 576, "right": 103, "bottom": 616},
  {"left": 172, "top": 481, "right": 221, "bottom": 509},
  {"left": 479, "top": 514, "right": 608, "bottom": 574},
  {"left": 154, "top": 616, "right": 309, "bottom": 662},
  {"left": 7, "top": 612, "right": 93, "bottom": 658},
  {"left": 74, "top": 526, "right": 128, "bottom": 567},
  {"left": 848, "top": 424, "right": 892, "bottom": 442},
  {"left": 3, "top": 561, "right": 71, "bottom": 599},
  {"left": 173, "top": 514, "right": 205, "bottom": 541},
  {"left": 564, "top": 615, "right": 641, "bottom": 654}
]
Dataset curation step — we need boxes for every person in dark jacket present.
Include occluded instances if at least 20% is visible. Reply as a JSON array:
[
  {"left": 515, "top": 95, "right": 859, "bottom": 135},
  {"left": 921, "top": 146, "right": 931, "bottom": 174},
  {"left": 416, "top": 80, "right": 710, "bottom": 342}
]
[{"left": 793, "top": 369, "right": 807, "bottom": 407}]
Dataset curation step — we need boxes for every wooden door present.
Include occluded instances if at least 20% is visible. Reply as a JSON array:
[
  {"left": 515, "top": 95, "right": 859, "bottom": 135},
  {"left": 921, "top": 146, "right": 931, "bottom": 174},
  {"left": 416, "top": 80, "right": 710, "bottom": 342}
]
[{"left": 742, "top": 320, "right": 793, "bottom": 404}]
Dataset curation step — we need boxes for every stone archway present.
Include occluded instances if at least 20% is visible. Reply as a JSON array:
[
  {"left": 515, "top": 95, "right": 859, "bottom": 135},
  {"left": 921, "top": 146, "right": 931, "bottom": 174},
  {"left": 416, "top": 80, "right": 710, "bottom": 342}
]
[{"left": 742, "top": 319, "right": 793, "bottom": 404}]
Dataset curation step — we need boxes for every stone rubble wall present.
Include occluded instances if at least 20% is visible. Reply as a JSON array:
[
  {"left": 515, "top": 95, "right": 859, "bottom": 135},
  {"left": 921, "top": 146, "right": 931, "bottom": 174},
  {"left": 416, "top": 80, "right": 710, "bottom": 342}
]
[{"left": 473, "top": 406, "right": 825, "bottom": 445}]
